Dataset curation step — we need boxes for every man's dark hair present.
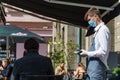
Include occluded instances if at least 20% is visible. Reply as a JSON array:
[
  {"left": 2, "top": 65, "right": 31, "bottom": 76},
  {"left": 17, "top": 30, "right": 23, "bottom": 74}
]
[{"left": 24, "top": 38, "right": 39, "bottom": 51}]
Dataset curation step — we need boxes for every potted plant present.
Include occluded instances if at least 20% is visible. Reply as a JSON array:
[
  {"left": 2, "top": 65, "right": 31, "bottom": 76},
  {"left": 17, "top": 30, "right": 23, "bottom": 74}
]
[{"left": 112, "top": 66, "right": 120, "bottom": 76}]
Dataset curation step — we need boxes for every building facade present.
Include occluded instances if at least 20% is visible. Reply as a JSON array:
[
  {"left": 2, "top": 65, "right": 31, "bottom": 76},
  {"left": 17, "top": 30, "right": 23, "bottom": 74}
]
[{"left": 0, "top": 7, "right": 52, "bottom": 60}]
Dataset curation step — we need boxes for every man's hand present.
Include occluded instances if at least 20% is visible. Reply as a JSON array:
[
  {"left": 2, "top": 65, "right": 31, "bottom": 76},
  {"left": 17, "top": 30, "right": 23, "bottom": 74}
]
[
  {"left": 73, "top": 50, "right": 82, "bottom": 54},
  {"left": 80, "top": 49, "right": 88, "bottom": 57}
]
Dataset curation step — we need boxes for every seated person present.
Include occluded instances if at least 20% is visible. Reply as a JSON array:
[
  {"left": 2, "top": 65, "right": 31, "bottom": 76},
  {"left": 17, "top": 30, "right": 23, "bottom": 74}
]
[
  {"left": 74, "top": 62, "right": 86, "bottom": 79},
  {"left": 1, "top": 58, "right": 13, "bottom": 80},
  {"left": 55, "top": 62, "right": 66, "bottom": 75},
  {"left": 55, "top": 62, "right": 68, "bottom": 80},
  {"left": 10, "top": 38, "right": 54, "bottom": 80}
]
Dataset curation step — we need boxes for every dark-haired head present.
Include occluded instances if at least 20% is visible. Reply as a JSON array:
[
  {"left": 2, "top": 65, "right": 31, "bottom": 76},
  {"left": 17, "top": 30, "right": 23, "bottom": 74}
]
[{"left": 24, "top": 38, "right": 39, "bottom": 51}]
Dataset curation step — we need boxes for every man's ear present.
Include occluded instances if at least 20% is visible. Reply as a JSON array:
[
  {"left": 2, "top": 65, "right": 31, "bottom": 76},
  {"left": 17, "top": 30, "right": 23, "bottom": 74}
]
[{"left": 24, "top": 49, "right": 28, "bottom": 53}]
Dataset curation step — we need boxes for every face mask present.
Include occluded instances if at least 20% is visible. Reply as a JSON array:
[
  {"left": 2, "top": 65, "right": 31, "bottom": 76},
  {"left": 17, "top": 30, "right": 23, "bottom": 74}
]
[{"left": 88, "top": 20, "right": 96, "bottom": 27}]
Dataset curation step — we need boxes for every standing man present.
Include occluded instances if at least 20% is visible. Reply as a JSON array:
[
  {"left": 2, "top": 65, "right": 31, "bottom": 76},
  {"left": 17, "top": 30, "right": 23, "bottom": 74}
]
[
  {"left": 10, "top": 38, "right": 54, "bottom": 80},
  {"left": 80, "top": 8, "right": 111, "bottom": 80}
]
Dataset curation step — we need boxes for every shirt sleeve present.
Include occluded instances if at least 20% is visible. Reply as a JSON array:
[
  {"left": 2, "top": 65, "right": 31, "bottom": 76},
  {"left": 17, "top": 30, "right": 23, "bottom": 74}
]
[{"left": 87, "top": 26, "right": 110, "bottom": 57}]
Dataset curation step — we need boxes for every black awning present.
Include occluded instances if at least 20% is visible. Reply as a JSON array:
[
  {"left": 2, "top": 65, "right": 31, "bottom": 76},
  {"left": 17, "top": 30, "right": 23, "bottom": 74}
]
[{"left": 2, "top": 0, "right": 120, "bottom": 27}]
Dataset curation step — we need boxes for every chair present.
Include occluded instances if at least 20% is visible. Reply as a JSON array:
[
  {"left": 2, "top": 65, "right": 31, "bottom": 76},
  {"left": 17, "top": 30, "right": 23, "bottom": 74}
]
[{"left": 20, "top": 74, "right": 63, "bottom": 80}]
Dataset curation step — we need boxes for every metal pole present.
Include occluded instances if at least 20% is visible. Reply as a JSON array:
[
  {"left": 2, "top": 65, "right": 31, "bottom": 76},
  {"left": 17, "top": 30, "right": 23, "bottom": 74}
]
[
  {"left": 77, "top": 27, "right": 81, "bottom": 63},
  {"left": 6, "top": 36, "right": 9, "bottom": 58}
]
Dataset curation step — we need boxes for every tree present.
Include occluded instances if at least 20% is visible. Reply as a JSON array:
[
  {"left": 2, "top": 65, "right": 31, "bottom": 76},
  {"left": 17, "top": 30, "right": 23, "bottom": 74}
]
[
  {"left": 49, "top": 33, "right": 78, "bottom": 71},
  {"left": 66, "top": 40, "right": 78, "bottom": 69}
]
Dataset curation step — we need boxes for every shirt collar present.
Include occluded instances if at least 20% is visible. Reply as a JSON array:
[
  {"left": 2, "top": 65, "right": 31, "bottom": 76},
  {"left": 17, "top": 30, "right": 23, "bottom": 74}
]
[{"left": 94, "top": 22, "right": 104, "bottom": 32}]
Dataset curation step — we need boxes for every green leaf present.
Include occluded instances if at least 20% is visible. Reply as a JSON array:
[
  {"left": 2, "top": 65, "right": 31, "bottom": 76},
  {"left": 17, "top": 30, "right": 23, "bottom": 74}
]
[{"left": 112, "top": 67, "right": 120, "bottom": 74}]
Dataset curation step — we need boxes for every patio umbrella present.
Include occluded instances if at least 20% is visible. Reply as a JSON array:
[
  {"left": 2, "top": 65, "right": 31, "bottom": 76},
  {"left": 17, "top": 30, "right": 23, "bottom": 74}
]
[{"left": 0, "top": 25, "right": 47, "bottom": 58}]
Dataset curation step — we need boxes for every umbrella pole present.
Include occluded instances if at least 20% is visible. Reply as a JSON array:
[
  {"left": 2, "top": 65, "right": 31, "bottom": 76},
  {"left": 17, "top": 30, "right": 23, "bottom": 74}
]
[{"left": 6, "top": 36, "right": 10, "bottom": 59}]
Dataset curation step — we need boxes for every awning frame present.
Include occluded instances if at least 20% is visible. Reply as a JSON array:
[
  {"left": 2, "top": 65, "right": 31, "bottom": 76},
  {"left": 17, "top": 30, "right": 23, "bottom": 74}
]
[
  {"left": 1, "top": 0, "right": 120, "bottom": 27},
  {"left": 44, "top": 0, "right": 114, "bottom": 11},
  {"left": 44, "top": 0, "right": 120, "bottom": 18},
  {"left": 3, "top": 3, "right": 79, "bottom": 26}
]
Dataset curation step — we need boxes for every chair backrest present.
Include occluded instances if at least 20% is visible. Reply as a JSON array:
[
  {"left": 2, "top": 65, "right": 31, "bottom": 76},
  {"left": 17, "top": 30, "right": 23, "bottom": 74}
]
[{"left": 20, "top": 74, "right": 63, "bottom": 80}]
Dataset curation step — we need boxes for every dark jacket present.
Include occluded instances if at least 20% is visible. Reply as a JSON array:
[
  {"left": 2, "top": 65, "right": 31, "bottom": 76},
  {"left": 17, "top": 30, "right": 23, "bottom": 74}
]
[
  {"left": 10, "top": 50, "right": 54, "bottom": 80},
  {"left": 1, "top": 64, "right": 13, "bottom": 80}
]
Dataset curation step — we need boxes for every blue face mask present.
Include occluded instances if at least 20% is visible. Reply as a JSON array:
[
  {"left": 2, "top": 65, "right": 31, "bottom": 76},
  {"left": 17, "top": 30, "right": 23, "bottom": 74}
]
[{"left": 88, "top": 20, "right": 96, "bottom": 27}]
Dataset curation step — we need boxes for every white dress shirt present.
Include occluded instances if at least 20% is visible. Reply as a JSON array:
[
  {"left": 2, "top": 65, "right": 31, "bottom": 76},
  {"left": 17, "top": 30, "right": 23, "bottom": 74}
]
[{"left": 87, "top": 22, "right": 111, "bottom": 67}]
